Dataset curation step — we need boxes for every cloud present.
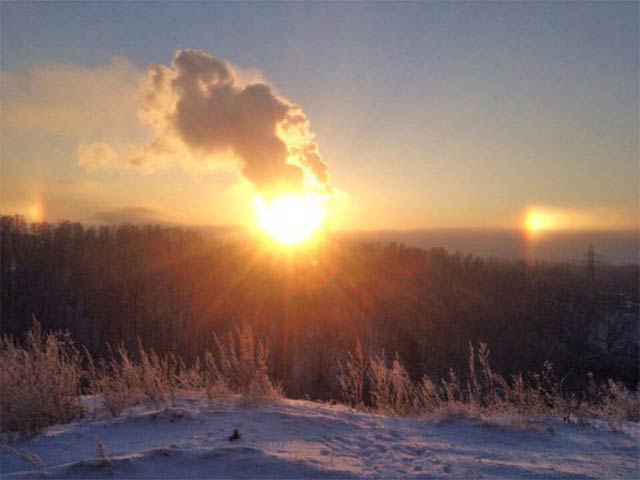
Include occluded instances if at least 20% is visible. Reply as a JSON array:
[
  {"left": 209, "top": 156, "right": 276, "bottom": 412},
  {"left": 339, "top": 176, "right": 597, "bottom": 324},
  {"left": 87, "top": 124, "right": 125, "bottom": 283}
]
[
  {"left": 76, "top": 142, "right": 121, "bottom": 171},
  {"left": 1, "top": 57, "right": 145, "bottom": 141},
  {"left": 77, "top": 49, "right": 330, "bottom": 193},
  {"left": 2, "top": 50, "right": 331, "bottom": 194}
]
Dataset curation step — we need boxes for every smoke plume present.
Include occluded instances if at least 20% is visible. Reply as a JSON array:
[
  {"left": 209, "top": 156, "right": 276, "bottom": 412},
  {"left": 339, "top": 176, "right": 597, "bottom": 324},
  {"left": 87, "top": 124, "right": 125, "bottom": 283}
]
[{"left": 78, "top": 49, "right": 329, "bottom": 193}]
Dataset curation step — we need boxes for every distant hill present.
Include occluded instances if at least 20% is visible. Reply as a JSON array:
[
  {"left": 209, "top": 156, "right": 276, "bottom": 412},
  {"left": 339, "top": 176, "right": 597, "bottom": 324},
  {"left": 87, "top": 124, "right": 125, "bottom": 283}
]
[{"left": 337, "top": 228, "right": 639, "bottom": 265}]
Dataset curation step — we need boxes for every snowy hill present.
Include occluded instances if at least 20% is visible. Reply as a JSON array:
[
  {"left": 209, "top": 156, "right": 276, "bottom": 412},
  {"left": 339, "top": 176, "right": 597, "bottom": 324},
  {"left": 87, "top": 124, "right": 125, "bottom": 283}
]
[{"left": 2, "top": 394, "right": 638, "bottom": 479}]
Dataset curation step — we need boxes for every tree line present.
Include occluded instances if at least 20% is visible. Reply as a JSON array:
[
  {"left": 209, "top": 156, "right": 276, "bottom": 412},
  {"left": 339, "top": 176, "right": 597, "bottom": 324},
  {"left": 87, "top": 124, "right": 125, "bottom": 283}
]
[{"left": 1, "top": 215, "right": 638, "bottom": 399}]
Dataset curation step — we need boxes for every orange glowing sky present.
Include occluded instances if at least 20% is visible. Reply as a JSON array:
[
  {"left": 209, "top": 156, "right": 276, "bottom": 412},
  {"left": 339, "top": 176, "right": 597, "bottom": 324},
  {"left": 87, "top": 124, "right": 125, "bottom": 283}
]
[{"left": 1, "top": 3, "right": 638, "bottom": 233}]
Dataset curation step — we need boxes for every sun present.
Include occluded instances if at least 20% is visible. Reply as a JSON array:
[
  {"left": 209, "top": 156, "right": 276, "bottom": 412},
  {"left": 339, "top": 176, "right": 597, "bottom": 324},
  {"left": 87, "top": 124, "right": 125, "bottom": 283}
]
[{"left": 255, "top": 193, "right": 328, "bottom": 246}]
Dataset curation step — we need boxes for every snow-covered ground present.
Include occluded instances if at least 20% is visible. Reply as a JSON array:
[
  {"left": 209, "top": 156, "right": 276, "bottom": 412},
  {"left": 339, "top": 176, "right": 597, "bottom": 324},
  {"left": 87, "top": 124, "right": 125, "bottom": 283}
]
[{"left": 2, "top": 394, "right": 638, "bottom": 479}]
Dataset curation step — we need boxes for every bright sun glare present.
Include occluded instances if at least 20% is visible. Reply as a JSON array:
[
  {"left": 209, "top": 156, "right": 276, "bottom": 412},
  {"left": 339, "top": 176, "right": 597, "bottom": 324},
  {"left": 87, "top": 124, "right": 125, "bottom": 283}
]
[{"left": 255, "top": 194, "right": 328, "bottom": 246}]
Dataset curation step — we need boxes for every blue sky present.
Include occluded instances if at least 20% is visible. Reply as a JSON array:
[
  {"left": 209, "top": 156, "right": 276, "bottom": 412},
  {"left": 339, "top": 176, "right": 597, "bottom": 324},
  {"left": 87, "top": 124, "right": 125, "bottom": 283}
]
[{"left": 1, "top": 2, "right": 638, "bottom": 230}]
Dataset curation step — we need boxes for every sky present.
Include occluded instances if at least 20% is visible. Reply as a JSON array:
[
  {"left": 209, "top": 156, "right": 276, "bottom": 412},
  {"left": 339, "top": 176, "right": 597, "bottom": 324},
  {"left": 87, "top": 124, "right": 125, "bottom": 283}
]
[{"left": 1, "top": 2, "right": 638, "bottom": 231}]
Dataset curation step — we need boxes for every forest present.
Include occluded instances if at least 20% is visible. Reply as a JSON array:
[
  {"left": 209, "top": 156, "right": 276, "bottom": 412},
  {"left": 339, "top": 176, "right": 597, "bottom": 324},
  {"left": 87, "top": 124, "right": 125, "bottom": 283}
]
[{"left": 1, "top": 214, "right": 638, "bottom": 400}]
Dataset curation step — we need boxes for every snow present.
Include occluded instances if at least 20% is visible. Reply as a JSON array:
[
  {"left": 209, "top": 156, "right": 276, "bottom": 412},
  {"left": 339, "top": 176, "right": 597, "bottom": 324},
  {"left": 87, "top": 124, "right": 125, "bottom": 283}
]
[{"left": 2, "top": 394, "right": 638, "bottom": 479}]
